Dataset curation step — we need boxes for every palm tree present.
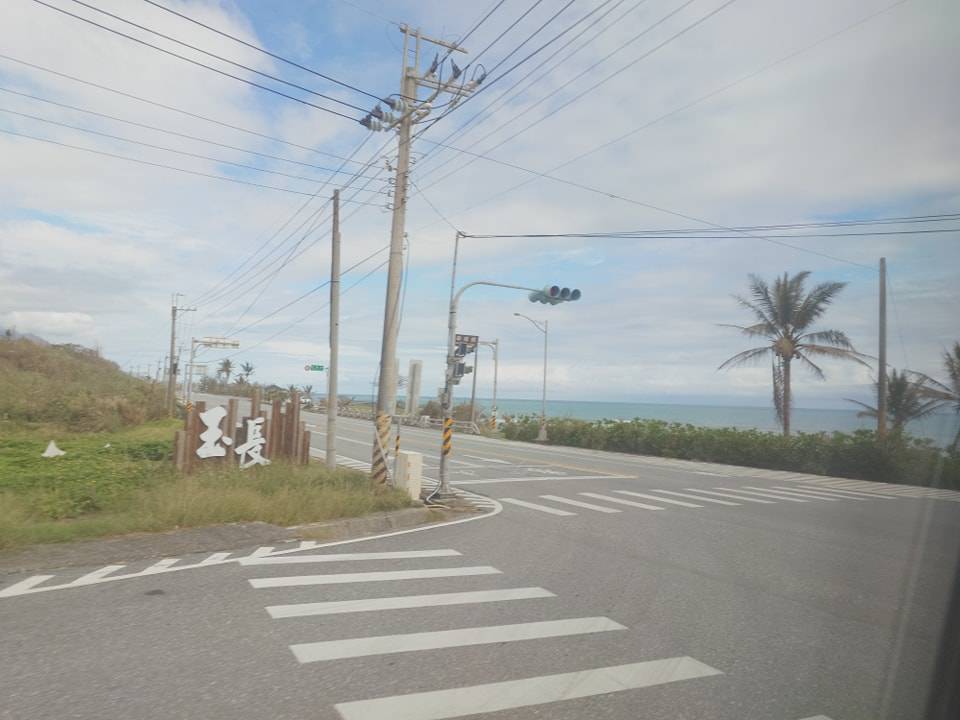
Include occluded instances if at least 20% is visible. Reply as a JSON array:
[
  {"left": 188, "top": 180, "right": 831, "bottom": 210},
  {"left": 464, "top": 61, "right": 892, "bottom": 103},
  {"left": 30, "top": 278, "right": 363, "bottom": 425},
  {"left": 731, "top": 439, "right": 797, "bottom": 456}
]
[
  {"left": 916, "top": 342, "right": 960, "bottom": 452},
  {"left": 218, "top": 358, "right": 233, "bottom": 384},
  {"left": 302, "top": 384, "right": 313, "bottom": 398},
  {"left": 240, "top": 361, "right": 254, "bottom": 381},
  {"left": 719, "top": 271, "right": 870, "bottom": 436},
  {"left": 846, "top": 369, "right": 944, "bottom": 437}
]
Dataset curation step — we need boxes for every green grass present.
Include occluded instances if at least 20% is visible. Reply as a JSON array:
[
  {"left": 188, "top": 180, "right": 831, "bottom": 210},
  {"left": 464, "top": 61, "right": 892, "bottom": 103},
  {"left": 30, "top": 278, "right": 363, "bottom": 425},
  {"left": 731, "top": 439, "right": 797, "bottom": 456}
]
[{"left": 0, "top": 419, "right": 411, "bottom": 551}]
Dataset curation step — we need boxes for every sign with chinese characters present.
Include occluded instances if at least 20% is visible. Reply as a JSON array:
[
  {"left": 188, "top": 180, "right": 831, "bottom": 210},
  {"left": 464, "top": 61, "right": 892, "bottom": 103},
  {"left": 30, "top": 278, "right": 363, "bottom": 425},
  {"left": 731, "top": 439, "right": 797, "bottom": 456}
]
[
  {"left": 174, "top": 390, "right": 311, "bottom": 473},
  {"left": 196, "top": 405, "right": 270, "bottom": 469},
  {"left": 304, "top": 363, "right": 326, "bottom": 371}
]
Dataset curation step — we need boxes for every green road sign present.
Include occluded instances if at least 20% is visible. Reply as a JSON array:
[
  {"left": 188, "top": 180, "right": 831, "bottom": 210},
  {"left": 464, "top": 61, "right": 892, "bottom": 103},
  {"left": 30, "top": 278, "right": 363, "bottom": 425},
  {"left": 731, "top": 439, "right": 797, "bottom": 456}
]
[{"left": 304, "top": 364, "right": 326, "bottom": 372}]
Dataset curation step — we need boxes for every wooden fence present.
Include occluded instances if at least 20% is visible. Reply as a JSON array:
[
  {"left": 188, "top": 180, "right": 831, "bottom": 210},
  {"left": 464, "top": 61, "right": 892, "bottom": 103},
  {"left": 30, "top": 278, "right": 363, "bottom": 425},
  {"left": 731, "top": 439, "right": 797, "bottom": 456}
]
[{"left": 173, "top": 389, "right": 311, "bottom": 472}]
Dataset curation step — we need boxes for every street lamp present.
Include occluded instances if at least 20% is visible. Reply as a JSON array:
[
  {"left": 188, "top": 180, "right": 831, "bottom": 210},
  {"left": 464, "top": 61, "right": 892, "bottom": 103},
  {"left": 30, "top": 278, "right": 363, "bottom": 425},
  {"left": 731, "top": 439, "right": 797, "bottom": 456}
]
[{"left": 514, "top": 313, "right": 549, "bottom": 442}]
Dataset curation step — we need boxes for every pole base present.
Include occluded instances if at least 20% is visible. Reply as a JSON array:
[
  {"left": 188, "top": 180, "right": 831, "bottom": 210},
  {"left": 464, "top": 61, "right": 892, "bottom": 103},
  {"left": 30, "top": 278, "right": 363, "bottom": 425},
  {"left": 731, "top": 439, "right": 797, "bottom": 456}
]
[{"left": 536, "top": 425, "right": 548, "bottom": 443}]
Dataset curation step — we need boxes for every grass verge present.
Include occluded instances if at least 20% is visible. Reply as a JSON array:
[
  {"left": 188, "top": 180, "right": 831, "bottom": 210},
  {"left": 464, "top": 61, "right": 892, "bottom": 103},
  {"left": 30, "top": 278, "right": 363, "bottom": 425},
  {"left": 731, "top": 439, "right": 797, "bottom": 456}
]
[{"left": 0, "top": 419, "right": 411, "bottom": 551}]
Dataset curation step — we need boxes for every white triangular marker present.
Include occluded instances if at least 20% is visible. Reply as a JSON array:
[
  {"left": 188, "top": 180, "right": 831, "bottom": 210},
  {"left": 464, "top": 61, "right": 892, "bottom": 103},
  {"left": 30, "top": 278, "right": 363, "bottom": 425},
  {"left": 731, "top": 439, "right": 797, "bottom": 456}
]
[{"left": 42, "top": 441, "right": 66, "bottom": 457}]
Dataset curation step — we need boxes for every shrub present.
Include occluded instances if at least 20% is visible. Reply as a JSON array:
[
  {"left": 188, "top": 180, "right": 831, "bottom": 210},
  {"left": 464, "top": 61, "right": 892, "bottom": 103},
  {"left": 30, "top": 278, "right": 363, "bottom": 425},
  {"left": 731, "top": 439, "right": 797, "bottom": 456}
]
[{"left": 500, "top": 415, "right": 960, "bottom": 489}]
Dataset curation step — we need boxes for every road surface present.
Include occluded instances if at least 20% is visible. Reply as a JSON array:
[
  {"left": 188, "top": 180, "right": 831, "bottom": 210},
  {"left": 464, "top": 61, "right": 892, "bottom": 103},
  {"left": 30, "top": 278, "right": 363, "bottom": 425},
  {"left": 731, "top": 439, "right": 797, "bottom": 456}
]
[{"left": 2, "top": 394, "right": 958, "bottom": 719}]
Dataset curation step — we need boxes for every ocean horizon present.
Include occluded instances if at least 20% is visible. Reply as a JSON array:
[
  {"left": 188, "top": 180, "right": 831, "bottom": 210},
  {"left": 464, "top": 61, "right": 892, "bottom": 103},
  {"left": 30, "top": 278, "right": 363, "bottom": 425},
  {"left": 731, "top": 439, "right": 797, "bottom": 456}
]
[{"left": 453, "top": 397, "right": 958, "bottom": 448}]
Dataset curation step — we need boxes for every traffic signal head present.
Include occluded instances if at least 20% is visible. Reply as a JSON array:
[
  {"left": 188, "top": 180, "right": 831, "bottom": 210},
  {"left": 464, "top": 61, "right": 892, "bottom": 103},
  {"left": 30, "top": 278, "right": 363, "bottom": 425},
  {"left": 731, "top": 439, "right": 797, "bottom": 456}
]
[{"left": 528, "top": 285, "right": 581, "bottom": 305}]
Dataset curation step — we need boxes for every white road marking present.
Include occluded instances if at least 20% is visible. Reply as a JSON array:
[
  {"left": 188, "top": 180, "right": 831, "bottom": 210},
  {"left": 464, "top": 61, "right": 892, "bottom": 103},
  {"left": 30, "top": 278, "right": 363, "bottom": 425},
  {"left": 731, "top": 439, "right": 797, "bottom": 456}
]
[
  {"left": 798, "top": 716, "right": 834, "bottom": 719},
  {"left": 500, "top": 498, "right": 576, "bottom": 516},
  {"left": 251, "top": 546, "right": 275, "bottom": 557},
  {"left": 291, "top": 616, "right": 625, "bottom": 663},
  {"left": 649, "top": 489, "right": 740, "bottom": 506},
  {"left": 685, "top": 488, "right": 775, "bottom": 504},
  {"left": 0, "top": 575, "right": 55, "bottom": 597},
  {"left": 798, "top": 486, "right": 895, "bottom": 500},
  {"left": 455, "top": 475, "right": 632, "bottom": 485},
  {"left": 199, "top": 552, "right": 232, "bottom": 564},
  {"left": 241, "top": 549, "right": 462, "bottom": 565},
  {"left": 771, "top": 486, "right": 857, "bottom": 501},
  {"left": 72, "top": 565, "right": 125, "bottom": 585},
  {"left": 463, "top": 454, "right": 512, "bottom": 464},
  {"left": 692, "top": 470, "right": 729, "bottom": 477},
  {"left": 742, "top": 486, "right": 838, "bottom": 501},
  {"left": 724, "top": 487, "right": 809, "bottom": 502},
  {"left": 614, "top": 490, "right": 704, "bottom": 508},
  {"left": 333, "top": 656, "right": 723, "bottom": 720},
  {"left": 267, "top": 587, "right": 555, "bottom": 618},
  {"left": 539, "top": 495, "right": 621, "bottom": 513},
  {"left": 143, "top": 558, "right": 179, "bottom": 573},
  {"left": 249, "top": 566, "right": 501, "bottom": 588},
  {"left": 580, "top": 492, "right": 664, "bottom": 510}
]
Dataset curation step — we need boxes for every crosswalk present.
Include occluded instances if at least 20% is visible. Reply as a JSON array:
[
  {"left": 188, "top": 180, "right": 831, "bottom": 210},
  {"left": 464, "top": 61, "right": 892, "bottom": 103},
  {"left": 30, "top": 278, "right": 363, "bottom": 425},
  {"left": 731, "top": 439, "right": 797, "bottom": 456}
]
[
  {"left": 241, "top": 542, "right": 839, "bottom": 718},
  {"left": 790, "top": 475, "right": 960, "bottom": 501},
  {"left": 242, "top": 544, "right": 723, "bottom": 717},
  {"left": 498, "top": 483, "right": 907, "bottom": 519}
]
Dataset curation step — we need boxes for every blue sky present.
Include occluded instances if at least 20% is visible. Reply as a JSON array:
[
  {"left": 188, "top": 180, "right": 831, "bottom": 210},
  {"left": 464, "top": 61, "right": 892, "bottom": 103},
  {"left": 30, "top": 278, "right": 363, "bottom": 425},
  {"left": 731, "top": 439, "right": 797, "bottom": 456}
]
[{"left": 1, "top": 0, "right": 958, "bottom": 411}]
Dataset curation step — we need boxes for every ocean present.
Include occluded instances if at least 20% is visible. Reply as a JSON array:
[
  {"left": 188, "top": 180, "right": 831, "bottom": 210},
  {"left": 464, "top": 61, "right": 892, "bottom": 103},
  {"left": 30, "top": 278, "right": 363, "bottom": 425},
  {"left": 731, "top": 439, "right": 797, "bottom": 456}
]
[{"left": 460, "top": 398, "right": 958, "bottom": 448}]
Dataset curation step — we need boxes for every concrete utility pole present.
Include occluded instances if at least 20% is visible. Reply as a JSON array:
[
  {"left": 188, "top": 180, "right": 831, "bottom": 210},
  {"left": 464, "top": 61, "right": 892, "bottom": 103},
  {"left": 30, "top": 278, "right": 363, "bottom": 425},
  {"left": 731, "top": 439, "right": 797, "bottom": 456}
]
[
  {"left": 363, "top": 25, "right": 479, "bottom": 485},
  {"left": 469, "top": 341, "right": 481, "bottom": 425},
  {"left": 166, "top": 293, "right": 195, "bottom": 416},
  {"left": 482, "top": 339, "right": 500, "bottom": 429},
  {"left": 326, "top": 190, "right": 341, "bottom": 470},
  {"left": 878, "top": 257, "right": 887, "bottom": 439}
]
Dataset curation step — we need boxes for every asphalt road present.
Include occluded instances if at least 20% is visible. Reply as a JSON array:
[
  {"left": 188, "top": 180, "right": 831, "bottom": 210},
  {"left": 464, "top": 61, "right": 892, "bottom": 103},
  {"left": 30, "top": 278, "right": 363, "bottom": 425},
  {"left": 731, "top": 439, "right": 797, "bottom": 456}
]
[{"left": 2, "top": 394, "right": 959, "bottom": 719}]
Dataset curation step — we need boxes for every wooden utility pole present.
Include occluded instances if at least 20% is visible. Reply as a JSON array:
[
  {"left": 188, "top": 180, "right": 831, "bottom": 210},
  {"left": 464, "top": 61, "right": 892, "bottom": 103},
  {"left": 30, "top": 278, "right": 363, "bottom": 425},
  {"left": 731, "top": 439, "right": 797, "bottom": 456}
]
[
  {"left": 878, "top": 257, "right": 888, "bottom": 439},
  {"left": 326, "top": 190, "right": 341, "bottom": 470}
]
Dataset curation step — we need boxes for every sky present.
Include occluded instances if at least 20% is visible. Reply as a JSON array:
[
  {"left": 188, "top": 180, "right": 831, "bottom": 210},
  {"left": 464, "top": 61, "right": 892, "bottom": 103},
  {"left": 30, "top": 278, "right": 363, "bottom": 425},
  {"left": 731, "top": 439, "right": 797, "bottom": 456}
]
[{"left": 1, "top": 0, "right": 958, "bottom": 411}]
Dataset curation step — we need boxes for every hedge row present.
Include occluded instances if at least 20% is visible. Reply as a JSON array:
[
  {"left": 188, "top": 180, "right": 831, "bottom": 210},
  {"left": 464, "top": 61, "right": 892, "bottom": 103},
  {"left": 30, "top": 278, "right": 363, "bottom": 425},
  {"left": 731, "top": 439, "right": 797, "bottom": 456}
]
[{"left": 500, "top": 416, "right": 960, "bottom": 490}]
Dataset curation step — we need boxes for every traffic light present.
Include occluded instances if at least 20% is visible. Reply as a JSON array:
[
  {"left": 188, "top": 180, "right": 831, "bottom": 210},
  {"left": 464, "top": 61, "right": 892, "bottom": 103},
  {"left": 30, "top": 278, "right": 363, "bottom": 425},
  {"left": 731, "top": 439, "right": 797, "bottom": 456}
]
[{"left": 528, "top": 285, "right": 582, "bottom": 305}]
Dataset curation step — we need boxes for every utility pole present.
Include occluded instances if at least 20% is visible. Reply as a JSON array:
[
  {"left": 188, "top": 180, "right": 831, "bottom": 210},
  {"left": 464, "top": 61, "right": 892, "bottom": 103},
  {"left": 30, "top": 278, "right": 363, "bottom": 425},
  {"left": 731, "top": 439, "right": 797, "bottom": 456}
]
[
  {"left": 326, "top": 190, "right": 341, "bottom": 470},
  {"left": 485, "top": 339, "right": 500, "bottom": 430},
  {"left": 515, "top": 314, "right": 549, "bottom": 442},
  {"left": 878, "top": 257, "right": 887, "bottom": 440},
  {"left": 363, "top": 25, "right": 480, "bottom": 485},
  {"left": 166, "top": 294, "right": 195, "bottom": 416}
]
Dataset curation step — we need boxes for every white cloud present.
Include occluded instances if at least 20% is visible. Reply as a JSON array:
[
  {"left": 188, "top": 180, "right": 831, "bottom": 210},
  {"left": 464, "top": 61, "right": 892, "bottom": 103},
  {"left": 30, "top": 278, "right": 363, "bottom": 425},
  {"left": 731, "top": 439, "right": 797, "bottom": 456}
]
[{"left": 3, "top": 310, "right": 95, "bottom": 340}]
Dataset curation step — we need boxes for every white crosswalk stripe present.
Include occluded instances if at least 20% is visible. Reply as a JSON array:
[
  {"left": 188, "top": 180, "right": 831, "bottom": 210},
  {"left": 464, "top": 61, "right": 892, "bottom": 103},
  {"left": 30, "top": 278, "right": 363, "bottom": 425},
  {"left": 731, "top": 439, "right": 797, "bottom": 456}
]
[
  {"left": 500, "top": 498, "right": 576, "bottom": 516},
  {"left": 291, "top": 616, "right": 625, "bottom": 663},
  {"left": 726, "top": 487, "right": 810, "bottom": 502},
  {"left": 771, "top": 486, "right": 863, "bottom": 501},
  {"left": 0, "top": 575, "right": 55, "bottom": 598},
  {"left": 267, "top": 587, "right": 556, "bottom": 618},
  {"left": 797, "top": 486, "right": 895, "bottom": 500},
  {"left": 650, "top": 489, "right": 740, "bottom": 506},
  {"left": 249, "top": 566, "right": 501, "bottom": 588},
  {"left": 615, "top": 490, "right": 703, "bottom": 508},
  {"left": 333, "top": 657, "right": 723, "bottom": 720},
  {"left": 240, "top": 549, "right": 461, "bottom": 565},
  {"left": 742, "top": 486, "right": 839, "bottom": 501},
  {"left": 580, "top": 492, "right": 664, "bottom": 510},
  {"left": 686, "top": 488, "right": 775, "bottom": 504},
  {"left": 539, "top": 495, "right": 621, "bottom": 513}
]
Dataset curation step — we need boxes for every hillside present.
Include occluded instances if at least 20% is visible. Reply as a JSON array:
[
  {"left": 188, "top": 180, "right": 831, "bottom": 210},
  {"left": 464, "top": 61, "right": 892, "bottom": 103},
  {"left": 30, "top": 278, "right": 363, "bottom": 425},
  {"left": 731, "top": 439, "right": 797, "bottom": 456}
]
[{"left": 0, "top": 337, "right": 165, "bottom": 431}]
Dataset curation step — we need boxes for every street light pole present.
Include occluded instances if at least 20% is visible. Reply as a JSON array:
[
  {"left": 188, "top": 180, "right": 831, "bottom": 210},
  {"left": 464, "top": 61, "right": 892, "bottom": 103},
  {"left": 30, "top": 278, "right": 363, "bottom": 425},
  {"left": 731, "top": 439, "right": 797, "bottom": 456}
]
[{"left": 514, "top": 313, "right": 549, "bottom": 441}]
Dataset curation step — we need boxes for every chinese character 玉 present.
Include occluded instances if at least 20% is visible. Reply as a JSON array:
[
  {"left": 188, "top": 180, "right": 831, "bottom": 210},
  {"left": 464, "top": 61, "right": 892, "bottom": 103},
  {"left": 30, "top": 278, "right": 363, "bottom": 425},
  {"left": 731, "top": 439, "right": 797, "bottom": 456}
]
[
  {"left": 196, "top": 405, "right": 232, "bottom": 459},
  {"left": 235, "top": 417, "right": 270, "bottom": 469}
]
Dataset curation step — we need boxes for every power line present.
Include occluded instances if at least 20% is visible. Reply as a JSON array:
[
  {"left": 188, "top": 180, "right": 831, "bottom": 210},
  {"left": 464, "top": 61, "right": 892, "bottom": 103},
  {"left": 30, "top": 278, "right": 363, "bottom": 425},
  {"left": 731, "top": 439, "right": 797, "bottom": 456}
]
[
  {"left": 418, "top": 0, "right": 735, "bottom": 191},
  {"left": 0, "top": 125, "right": 384, "bottom": 199},
  {"left": 464, "top": 227, "right": 960, "bottom": 240},
  {"left": 191, "top": 134, "right": 391, "bottom": 309},
  {"left": 410, "top": 0, "right": 636, "bottom": 178},
  {"left": 0, "top": 85, "right": 382, "bottom": 176},
  {"left": 64, "top": 0, "right": 369, "bottom": 112},
  {"left": 138, "top": 0, "right": 383, "bottom": 102},
  {"left": 30, "top": 0, "right": 360, "bottom": 121},
  {"left": 407, "top": 0, "right": 910, "bottom": 270},
  {"left": 0, "top": 105, "right": 387, "bottom": 185},
  {"left": 0, "top": 52, "right": 369, "bottom": 164},
  {"left": 409, "top": 177, "right": 461, "bottom": 233}
]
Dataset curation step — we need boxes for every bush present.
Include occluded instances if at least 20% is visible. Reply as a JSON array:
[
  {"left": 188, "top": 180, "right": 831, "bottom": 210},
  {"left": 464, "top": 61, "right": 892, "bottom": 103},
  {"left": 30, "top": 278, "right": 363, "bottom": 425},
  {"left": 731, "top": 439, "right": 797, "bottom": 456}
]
[
  {"left": 500, "top": 415, "right": 960, "bottom": 489},
  {"left": 0, "top": 338, "right": 165, "bottom": 431}
]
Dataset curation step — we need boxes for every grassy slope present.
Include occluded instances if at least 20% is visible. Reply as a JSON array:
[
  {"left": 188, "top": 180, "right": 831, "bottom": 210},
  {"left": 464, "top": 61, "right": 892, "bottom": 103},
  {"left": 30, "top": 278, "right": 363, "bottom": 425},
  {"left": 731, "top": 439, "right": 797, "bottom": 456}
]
[{"left": 0, "top": 339, "right": 410, "bottom": 551}]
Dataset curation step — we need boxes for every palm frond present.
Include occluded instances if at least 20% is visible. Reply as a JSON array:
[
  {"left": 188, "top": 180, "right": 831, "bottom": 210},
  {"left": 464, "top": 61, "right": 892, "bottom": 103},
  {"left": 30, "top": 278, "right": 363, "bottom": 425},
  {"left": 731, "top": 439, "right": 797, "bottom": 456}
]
[
  {"left": 796, "top": 352, "right": 826, "bottom": 380},
  {"left": 746, "top": 274, "right": 777, "bottom": 321},
  {"left": 799, "top": 329, "right": 856, "bottom": 349},
  {"left": 802, "top": 343, "right": 872, "bottom": 367},
  {"left": 733, "top": 294, "right": 776, "bottom": 329},
  {"left": 717, "top": 322, "right": 775, "bottom": 338},
  {"left": 794, "top": 280, "right": 847, "bottom": 330},
  {"left": 845, "top": 398, "right": 878, "bottom": 419},
  {"left": 718, "top": 346, "right": 771, "bottom": 370}
]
